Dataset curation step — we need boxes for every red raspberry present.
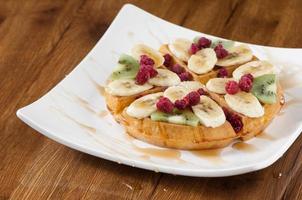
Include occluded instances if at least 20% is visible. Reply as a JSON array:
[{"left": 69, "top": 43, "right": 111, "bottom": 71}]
[
  {"left": 163, "top": 54, "right": 172, "bottom": 67},
  {"left": 189, "top": 43, "right": 199, "bottom": 54},
  {"left": 140, "top": 64, "right": 158, "bottom": 78},
  {"left": 225, "top": 80, "right": 239, "bottom": 94},
  {"left": 186, "top": 91, "right": 200, "bottom": 106},
  {"left": 135, "top": 70, "right": 150, "bottom": 85},
  {"left": 156, "top": 97, "right": 174, "bottom": 113},
  {"left": 242, "top": 73, "right": 254, "bottom": 82},
  {"left": 231, "top": 116, "right": 243, "bottom": 133},
  {"left": 174, "top": 99, "right": 189, "bottom": 110},
  {"left": 217, "top": 67, "right": 228, "bottom": 78},
  {"left": 239, "top": 76, "right": 253, "bottom": 92},
  {"left": 214, "top": 44, "right": 229, "bottom": 59},
  {"left": 197, "top": 88, "right": 208, "bottom": 95},
  {"left": 140, "top": 55, "right": 155, "bottom": 66},
  {"left": 222, "top": 107, "right": 231, "bottom": 119},
  {"left": 170, "top": 64, "right": 185, "bottom": 74},
  {"left": 198, "top": 37, "right": 211, "bottom": 48},
  {"left": 222, "top": 107, "right": 243, "bottom": 133},
  {"left": 179, "top": 71, "right": 193, "bottom": 81}
]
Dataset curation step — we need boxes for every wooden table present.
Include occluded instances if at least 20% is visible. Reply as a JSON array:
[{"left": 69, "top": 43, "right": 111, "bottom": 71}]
[{"left": 1, "top": 0, "right": 302, "bottom": 199}]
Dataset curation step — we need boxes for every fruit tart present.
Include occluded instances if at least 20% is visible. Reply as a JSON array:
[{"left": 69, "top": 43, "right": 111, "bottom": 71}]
[{"left": 104, "top": 40, "right": 284, "bottom": 150}]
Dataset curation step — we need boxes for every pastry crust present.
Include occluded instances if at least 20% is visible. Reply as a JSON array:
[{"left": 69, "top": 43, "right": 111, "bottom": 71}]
[{"left": 117, "top": 109, "right": 237, "bottom": 150}]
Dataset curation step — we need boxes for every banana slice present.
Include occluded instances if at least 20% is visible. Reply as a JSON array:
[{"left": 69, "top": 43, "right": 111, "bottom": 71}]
[
  {"left": 178, "top": 81, "right": 206, "bottom": 91},
  {"left": 168, "top": 38, "right": 191, "bottom": 62},
  {"left": 106, "top": 79, "right": 153, "bottom": 96},
  {"left": 126, "top": 92, "right": 163, "bottom": 119},
  {"left": 188, "top": 48, "right": 217, "bottom": 74},
  {"left": 216, "top": 45, "right": 253, "bottom": 67},
  {"left": 232, "top": 60, "right": 275, "bottom": 80},
  {"left": 206, "top": 78, "right": 234, "bottom": 94},
  {"left": 148, "top": 69, "right": 180, "bottom": 87},
  {"left": 192, "top": 96, "right": 226, "bottom": 128},
  {"left": 225, "top": 92, "right": 264, "bottom": 118},
  {"left": 163, "top": 85, "right": 189, "bottom": 102},
  {"left": 131, "top": 44, "right": 164, "bottom": 67}
]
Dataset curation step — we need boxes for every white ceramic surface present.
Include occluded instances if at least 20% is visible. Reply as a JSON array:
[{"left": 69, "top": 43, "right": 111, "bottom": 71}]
[{"left": 17, "top": 4, "right": 302, "bottom": 177}]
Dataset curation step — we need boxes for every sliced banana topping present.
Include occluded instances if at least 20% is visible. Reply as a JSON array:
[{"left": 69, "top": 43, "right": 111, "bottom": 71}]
[
  {"left": 131, "top": 44, "right": 164, "bottom": 67},
  {"left": 188, "top": 48, "right": 217, "bottom": 74},
  {"left": 163, "top": 85, "right": 189, "bottom": 102},
  {"left": 178, "top": 81, "right": 206, "bottom": 91},
  {"left": 206, "top": 78, "right": 234, "bottom": 94},
  {"left": 148, "top": 69, "right": 180, "bottom": 87},
  {"left": 216, "top": 45, "right": 253, "bottom": 67},
  {"left": 126, "top": 92, "right": 163, "bottom": 119},
  {"left": 192, "top": 96, "right": 226, "bottom": 128},
  {"left": 163, "top": 81, "right": 206, "bottom": 102},
  {"left": 168, "top": 38, "right": 191, "bottom": 62},
  {"left": 224, "top": 92, "right": 264, "bottom": 118},
  {"left": 232, "top": 60, "right": 275, "bottom": 80},
  {"left": 106, "top": 79, "right": 153, "bottom": 96}
]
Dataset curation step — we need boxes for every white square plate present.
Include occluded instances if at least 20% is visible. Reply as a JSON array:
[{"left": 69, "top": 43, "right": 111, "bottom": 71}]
[{"left": 17, "top": 4, "right": 302, "bottom": 177}]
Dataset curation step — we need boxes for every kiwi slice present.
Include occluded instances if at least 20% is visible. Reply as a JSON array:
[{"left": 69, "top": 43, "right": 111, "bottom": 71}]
[
  {"left": 193, "top": 37, "right": 234, "bottom": 50},
  {"left": 150, "top": 110, "right": 199, "bottom": 127},
  {"left": 210, "top": 39, "right": 235, "bottom": 50},
  {"left": 182, "top": 110, "right": 200, "bottom": 127},
  {"left": 252, "top": 74, "right": 277, "bottom": 104},
  {"left": 150, "top": 111, "right": 170, "bottom": 122},
  {"left": 109, "top": 54, "right": 139, "bottom": 80}
]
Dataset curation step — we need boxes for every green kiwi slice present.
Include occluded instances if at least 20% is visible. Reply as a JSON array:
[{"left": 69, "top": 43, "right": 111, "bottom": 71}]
[
  {"left": 109, "top": 54, "right": 139, "bottom": 80},
  {"left": 252, "top": 74, "right": 277, "bottom": 104}
]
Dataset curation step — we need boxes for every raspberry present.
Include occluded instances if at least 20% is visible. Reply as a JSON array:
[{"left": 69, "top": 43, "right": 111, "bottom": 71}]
[
  {"left": 186, "top": 91, "right": 200, "bottom": 106},
  {"left": 217, "top": 67, "right": 228, "bottom": 78},
  {"left": 222, "top": 107, "right": 243, "bottom": 133},
  {"left": 140, "top": 64, "right": 158, "bottom": 78},
  {"left": 239, "top": 76, "right": 253, "bottom": 92},
  {"left": 135, "top": 70, "right": 150, "bottom": 85},
  {"left": 214, "top": 44, "right": 229, "bottom": 59},
  {"left": 140, "top": 55, "right": 155, "bottom": 66},
  {"left": 170, "top": 64, "right": 185, "bottom": 74},
  {"left": 242, "top": 73, "right": 254, "bottom": 82},
  {"left": 231, "top": 116, "right": 243, "bottom": 133},
  {"left": 222, "top": 107, "right": 231, "bottom": 119},
  {"left": 163, "top": 54, "right": 172, "bottom": 68},
  {"left": 156, "top": 97, "right": 174, "bottom": 113},
  {"left": 189, "top": 43, "right": 199, "bottom": 54},
  {"left": 197, "top": 88, "right": 208, "bottom": 95},
  {"left": 225, "top": 80, "right": 239, "bottom": 94},
  {"left": 174, "top": 99, "right": 189, "bottom": 110},
  {"left": 198, "top": 37, "right": 211, "bottom": 48},
  {"left": 179, "top": 71, "right": 193, "bottom": 81}
]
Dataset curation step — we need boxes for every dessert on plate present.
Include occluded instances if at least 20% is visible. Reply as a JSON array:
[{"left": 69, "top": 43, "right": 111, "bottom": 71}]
[{"left": 104, "top": 36, "right": 284, "bottom": 150}]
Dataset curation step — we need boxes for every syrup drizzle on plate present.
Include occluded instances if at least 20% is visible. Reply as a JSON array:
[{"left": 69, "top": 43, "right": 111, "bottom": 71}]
[
  {"left": 232, "top": 142, "right": 258, "bottom": 152},
  {"left": 191, "top": 149, "right": 223, "bottom": 163},
  {"left": 132, "top": 146, "right": 181, "bottom": 160},
  {"left": 256, "top": 131, "right": 276, "bottom": 141}
]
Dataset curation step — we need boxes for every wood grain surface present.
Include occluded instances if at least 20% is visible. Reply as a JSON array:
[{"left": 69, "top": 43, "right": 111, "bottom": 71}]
[{"left": 1, "top": 0, "right": 302, "bottom": 199}]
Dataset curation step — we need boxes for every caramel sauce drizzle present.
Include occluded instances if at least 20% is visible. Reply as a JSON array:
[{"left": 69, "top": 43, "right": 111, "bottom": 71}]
[
  {"left": 191, "top": 149, "right": 223, "bottom": 164},
  {"left": 232, "top": 142, "right": 258, "bottom": 152},
  {"left": 256, "top": 131, "right": 276, "bottom": 140}
]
